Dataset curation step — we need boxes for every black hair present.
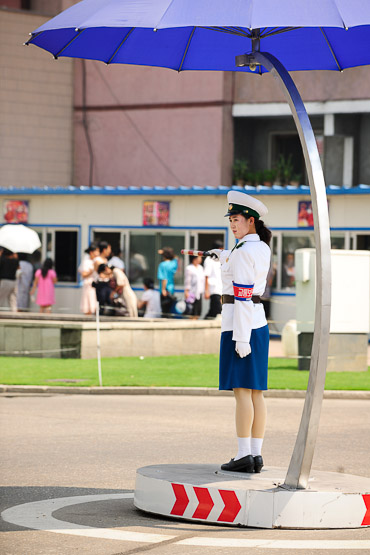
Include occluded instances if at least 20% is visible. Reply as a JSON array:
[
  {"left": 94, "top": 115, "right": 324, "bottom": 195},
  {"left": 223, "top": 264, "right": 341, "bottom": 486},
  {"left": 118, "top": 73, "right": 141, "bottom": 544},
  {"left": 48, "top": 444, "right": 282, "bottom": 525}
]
[
  {"left": 98, "top": 241, "right": 110, "bottom": 253},
  {"left": 143, "top": 277, "right": 154, "bottom": 289},
  {"left": 84, "top": 242, "right": 98, "bottom": 254},
  {"left": 255, "top": 219, "right": 272, "bottom": 246},
  {"left": 18, "top": 252, "right": 29, "bottom": 262},
  {"left": 1, "top": 248, "right": 14, "bottom": 257},
  {"left": 189, "top": 255, "right": 199, "bottom": 263},
  {"left": 241, "top": 214, "right": 272, "bottom": 246},
  {"left": 41, "top": 258, "right": 53, "bottom": 278},
  {"left": 162, "top": 247, "right": 174, "bottom": 260},
  {"left": 97, "top": 263, "right": 108, "bottom": 274}
]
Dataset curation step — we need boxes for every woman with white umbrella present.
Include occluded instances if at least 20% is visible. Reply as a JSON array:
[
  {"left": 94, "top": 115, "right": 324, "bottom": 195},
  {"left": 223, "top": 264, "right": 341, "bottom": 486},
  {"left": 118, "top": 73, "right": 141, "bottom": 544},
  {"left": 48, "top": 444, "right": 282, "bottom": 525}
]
[{"left": 0, "top": 248, "right": 19, "bottom": 312}]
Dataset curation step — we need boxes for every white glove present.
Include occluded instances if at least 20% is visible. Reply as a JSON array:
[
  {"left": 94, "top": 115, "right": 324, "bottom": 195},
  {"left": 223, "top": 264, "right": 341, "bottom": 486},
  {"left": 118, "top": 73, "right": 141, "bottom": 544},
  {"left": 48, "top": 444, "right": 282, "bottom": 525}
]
[
  {"left": 235, "top": 341, "right": 251, "bottom": 358},
  {"left": 207, "top": 248, "right": 222, "bottom": 261}
]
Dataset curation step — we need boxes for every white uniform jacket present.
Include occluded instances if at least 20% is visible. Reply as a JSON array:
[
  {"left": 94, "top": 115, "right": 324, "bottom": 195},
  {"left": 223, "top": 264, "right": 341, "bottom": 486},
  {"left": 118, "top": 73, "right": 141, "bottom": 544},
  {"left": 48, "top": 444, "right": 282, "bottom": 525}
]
[{"left": 220, "top": 233, "right": 271, "bottom": 344}]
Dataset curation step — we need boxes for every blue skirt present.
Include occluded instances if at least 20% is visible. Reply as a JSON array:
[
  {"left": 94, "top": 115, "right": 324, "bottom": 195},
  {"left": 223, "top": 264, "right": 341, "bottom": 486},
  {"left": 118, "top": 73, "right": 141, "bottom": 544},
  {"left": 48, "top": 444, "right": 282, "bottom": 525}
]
[{"left": 219, "top": 326, "right": 269, "bottom": 391}]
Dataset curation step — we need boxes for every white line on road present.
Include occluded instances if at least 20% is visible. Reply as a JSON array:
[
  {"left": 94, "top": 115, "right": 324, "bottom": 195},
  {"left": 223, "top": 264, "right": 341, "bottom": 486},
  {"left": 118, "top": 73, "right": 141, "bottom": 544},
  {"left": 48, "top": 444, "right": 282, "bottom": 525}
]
[
  {"left": 178, "top": 537, "right": 370, "bottom": 549},
  {"left": 2, "top": 494, "right": 370, "bottom": 550},
  {"left": 1, "top": 493, "right": 174, "bottom": 544}
]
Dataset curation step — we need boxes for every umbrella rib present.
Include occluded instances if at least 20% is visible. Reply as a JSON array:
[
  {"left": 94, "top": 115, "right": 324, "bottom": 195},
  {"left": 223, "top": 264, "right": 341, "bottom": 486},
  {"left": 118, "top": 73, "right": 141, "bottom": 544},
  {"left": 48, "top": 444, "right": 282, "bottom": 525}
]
[
  {"left": 200, "top": 26, "right": 247, "bottom": 37},
  {"left": 319, "top": 28, "right": 342, "bottom": 71},
  {"left": 229, "top": 26, "right": 252, "bottom": 38},
  {"left": 261, "top": 26, "right": 301, "bottom": 38},
  {"left": 178, "top": 27, "right": 196, "bottom": 72},
  {"left": 153, "top": 0, "right": 176, "bottom": 30},
  {"left": 328, "top": 0, "right": 348, "bottom": 29},
  {"left": 106, "top": 28, "right": 135, "bottom": 65},
  {"left": 54, "top": 28, "right": 85, "bottom": 59},
  {"left": 25, "top": 31, "right": 43, "bottom": 45}
]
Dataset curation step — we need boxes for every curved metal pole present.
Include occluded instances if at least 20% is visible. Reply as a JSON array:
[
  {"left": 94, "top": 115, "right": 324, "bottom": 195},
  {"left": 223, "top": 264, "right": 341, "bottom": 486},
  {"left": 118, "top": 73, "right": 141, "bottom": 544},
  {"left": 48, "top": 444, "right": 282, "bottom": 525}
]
[{"left": 253, "top": 52, "right": 332, "bottom": 489}]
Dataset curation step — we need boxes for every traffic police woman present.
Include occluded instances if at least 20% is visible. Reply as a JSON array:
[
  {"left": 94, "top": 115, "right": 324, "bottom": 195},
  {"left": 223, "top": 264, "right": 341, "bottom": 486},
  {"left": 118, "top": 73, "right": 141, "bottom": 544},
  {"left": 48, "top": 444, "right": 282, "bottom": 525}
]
[{"left": 210, "top": 191, "right": 271, "bottom": 473}]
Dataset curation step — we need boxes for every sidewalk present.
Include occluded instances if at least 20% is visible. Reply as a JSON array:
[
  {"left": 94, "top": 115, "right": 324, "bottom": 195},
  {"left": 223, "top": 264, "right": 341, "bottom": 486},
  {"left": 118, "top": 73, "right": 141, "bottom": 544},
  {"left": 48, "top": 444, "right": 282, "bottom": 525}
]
[{"left": 1, "top": 384, "right": 369, "bottom": 399}]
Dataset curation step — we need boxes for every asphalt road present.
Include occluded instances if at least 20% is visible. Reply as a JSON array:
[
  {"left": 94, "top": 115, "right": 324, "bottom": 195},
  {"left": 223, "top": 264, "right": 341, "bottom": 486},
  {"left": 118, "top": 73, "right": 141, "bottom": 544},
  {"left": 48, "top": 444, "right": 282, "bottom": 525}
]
[{"left": 1, "top": 393, "right": 370, "bottom": 554}]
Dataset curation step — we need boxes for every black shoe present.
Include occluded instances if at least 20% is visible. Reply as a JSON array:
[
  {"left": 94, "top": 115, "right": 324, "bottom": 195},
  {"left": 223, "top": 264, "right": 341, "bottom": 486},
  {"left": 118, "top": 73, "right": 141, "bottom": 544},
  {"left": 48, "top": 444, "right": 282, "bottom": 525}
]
[
  {"left": 221, "top": 454, "right": 255, "bottom": 473},
  {"left": 254, "top": 455, "right": 264, "bottom": 473}
]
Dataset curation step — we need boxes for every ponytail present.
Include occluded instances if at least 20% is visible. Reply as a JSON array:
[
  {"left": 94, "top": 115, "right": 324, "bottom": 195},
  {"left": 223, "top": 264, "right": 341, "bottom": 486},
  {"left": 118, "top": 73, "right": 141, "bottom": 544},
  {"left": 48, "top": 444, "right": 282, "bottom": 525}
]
[{"left": 255, "top": 219, "right": 272, "bottom": 246}]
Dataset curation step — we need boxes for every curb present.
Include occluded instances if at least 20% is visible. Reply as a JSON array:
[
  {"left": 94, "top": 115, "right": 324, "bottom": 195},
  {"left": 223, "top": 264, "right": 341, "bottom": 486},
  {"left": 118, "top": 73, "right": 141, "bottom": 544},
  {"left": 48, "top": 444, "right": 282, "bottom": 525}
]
[{"left": 0, "top": 385, "right": 369, "bottom": 399}]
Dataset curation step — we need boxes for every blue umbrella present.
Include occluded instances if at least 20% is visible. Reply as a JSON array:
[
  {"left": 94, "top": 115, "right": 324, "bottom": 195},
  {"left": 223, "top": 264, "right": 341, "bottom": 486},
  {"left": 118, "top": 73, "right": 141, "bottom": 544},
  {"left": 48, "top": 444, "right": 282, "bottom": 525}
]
[
  {"left": 27, "top": 0, "right": 370, "bottom": 72},
  {"left": 26, "top": 0, "right": 370, "bottom": 492}
]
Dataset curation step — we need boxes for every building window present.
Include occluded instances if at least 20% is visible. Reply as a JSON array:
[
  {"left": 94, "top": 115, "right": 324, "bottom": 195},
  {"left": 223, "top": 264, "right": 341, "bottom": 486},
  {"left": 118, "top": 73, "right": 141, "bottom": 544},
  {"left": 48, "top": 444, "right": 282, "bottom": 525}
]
[
  {"left": 331, "top": 234, "right": 345, "bottom": 249},
  {"left": 30, "top": 227, "right": 79, "bottom": 283},
  {"left": 355, "top": 234, "right": 370, "bottom": 250},
  {"left": 92, "top": 227, "right": 226, "bottom": 289},
  {"left": 54, "top": 231, "right": 78, "bottom": 283}
]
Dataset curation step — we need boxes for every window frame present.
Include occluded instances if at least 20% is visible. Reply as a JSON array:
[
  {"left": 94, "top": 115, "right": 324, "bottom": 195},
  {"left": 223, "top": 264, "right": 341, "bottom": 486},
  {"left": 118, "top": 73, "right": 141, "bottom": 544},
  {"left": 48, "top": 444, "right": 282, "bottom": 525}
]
[
  {"left": 89, "top": 225, "right": 228, "bottom": 290},
  {"left": 29, "top": 224, "right": 81, "bottom": 287}
]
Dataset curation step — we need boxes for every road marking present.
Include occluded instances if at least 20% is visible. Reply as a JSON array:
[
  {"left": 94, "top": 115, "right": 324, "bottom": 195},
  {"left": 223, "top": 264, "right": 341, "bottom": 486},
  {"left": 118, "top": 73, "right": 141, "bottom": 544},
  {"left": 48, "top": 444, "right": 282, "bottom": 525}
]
[
  {"left": 2, "top": 494, "right": 370, "bottom": 550},
  {"left": 1, "top": 493, "right": 174, "bottom": 544},
  {"left": 178, "top": 538, "right": 370, "bottom": 549}
]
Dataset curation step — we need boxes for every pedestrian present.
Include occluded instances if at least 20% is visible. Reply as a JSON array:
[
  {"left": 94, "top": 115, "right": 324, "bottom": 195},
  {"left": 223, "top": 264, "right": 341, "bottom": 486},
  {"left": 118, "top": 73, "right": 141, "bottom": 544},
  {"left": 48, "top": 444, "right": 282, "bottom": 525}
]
[
  {"left": 16, "top": 253, "right": 34, "bottom": 311},
  {"left": 111, "top": 265, "right": 138, "bottom": 317},
  {"left": 78, "top": 243, "right": 99, "bottom": 315},
  {"left": 92, "top": 263, "right": 115, "bottom": 315},
  {"left": 204, "top": 239, "right": 223, "bottom": 319},
  {"left": 0, "top": 248, "right": 19, "bottom": 312},
  {"left": 209, "top": 191, "right": 271, "bottom": 474},
  {"left": 157, "top": 247, "right": 178, "bottom": 316},
  {"left": 138, "top": 277, "right": 161, "bottom": 318},
  {"left": 184, "top": 255, "right": 205, "bottom": 319},
  {"left": 30, "top": 258, "right": 57, "bottom": 313},
  {"left": 108, "top": 248, "right": 125, "bottom": 271},
  {"left": 94, "top": 241, "right": 112, "bottom": 272}
]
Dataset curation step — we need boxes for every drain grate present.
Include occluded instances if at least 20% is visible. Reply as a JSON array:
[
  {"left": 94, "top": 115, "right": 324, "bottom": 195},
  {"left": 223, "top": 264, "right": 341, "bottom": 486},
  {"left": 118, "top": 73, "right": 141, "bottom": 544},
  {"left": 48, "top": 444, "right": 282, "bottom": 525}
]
[{"left": 45, "top": 379, "right": 88, "bottom": 383}]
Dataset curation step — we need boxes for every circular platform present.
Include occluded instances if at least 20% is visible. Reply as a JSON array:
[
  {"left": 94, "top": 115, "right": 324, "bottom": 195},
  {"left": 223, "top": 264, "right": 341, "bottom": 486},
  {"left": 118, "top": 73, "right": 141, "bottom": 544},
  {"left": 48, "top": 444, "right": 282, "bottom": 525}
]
[{"left": 134, "top": 464, "right": 370, "bottom": 529}]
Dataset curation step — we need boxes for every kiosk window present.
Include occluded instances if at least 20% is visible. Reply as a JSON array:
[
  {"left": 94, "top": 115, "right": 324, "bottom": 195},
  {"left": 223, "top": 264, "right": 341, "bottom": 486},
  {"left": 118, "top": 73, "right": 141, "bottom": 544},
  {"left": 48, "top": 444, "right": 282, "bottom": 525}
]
[
  {"left": 281, "top": 234, "right": 314, "bottom": 289},
  {"left": 356, "top": 234, "right": 370, "bottom": 250},
  {"left": 54, "top": 231, "right": 77, "bottom": 282}
]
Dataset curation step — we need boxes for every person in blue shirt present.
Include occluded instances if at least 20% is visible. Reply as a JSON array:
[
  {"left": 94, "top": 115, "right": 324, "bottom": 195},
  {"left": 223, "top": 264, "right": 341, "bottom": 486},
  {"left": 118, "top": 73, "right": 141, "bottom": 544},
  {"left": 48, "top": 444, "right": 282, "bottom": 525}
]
[{"left": 157, "top": 247, "right": 178, "bottom": 316}]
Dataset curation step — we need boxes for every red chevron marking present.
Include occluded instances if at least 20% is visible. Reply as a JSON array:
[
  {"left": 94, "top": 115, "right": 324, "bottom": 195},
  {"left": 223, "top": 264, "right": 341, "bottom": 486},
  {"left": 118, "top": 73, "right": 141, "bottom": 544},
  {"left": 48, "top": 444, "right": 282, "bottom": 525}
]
[
  {"left": 170, "top": 483, "right": 189, "bottom": 516},
  {"left": 362, "top": 494, "right": 370, "bottom": 526},
  {"left": 217, "top": 489, "right": 242, "bottom": 522},
  {"left": 192, "top": 487, "right": 214, "bottom": 519}
]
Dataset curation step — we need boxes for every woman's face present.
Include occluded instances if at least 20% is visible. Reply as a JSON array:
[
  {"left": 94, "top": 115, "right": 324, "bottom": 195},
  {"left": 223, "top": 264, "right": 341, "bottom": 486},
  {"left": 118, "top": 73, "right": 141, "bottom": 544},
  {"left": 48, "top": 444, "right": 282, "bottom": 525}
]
[
  {"left": 90, "top": 248, "right": 100, "bottom": 259},
  {"left": 229, "top": 214, "right": 254, "bottom": 239}
]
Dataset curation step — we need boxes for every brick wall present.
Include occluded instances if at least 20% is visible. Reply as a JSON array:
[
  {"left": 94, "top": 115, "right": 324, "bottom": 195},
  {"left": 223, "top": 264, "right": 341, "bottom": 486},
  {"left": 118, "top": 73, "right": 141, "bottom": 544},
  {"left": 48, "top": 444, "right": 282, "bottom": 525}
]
[{"left": 0, "top": 10, "right": 74, "bottom": 188}]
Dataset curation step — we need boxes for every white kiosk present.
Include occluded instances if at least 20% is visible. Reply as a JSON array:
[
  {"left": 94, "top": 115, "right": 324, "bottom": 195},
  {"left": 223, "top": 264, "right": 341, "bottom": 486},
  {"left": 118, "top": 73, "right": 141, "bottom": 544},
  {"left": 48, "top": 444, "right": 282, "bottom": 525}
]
[{"left": 296, "top": 249, "right": 370, "bottom": 371}]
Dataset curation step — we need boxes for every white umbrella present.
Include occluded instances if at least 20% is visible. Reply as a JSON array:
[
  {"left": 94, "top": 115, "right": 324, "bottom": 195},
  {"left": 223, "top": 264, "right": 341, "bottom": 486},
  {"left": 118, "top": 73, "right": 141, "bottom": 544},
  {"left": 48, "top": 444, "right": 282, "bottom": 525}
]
[{"left": 0, "top": 224, "right": 41, "bottom": 254}]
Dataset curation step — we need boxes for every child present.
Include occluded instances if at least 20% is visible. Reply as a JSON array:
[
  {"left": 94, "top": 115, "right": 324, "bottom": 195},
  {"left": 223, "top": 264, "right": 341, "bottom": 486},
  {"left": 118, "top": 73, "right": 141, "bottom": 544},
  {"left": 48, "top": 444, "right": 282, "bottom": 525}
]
[
  {"left": 30, "top": 258, "right": 57, "bottom": 313},
  {"left": 138, "top": 277, "right": 161, "bottom": 318},
  {"left": 92, "top": 263, "right": 115, "bottom": 314}
]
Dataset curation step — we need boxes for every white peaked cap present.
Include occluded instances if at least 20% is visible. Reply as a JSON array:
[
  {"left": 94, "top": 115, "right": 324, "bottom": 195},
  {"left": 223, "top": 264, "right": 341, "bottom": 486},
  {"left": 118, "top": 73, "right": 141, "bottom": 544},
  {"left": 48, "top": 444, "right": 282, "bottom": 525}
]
[{"left": 226, "top": 190, "right": 268, "bottom": 218}]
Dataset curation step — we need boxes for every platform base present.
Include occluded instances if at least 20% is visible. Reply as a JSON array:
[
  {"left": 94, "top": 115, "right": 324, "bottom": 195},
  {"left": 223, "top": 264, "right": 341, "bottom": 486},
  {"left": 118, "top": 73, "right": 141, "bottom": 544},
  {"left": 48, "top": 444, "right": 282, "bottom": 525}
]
[{"left": 135, "top": 464, "right": 370, "bottom": 529}]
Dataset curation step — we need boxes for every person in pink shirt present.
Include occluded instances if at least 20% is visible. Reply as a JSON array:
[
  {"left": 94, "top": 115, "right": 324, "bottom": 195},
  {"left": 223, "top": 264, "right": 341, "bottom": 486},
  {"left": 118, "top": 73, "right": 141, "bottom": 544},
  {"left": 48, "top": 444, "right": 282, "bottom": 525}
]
[{"left": 30, "top": 258, "right": 57, "bottom": 313}]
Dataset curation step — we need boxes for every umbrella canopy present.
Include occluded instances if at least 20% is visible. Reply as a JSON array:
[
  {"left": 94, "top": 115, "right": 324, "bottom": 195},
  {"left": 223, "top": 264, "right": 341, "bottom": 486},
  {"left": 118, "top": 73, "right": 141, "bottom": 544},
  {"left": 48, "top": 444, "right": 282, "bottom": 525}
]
[
  {"left": 0, "top": 224, "right": 41, "bottom": 254},
  {"left": 27, "top": 0, "right": 370, "bottom": 72}
]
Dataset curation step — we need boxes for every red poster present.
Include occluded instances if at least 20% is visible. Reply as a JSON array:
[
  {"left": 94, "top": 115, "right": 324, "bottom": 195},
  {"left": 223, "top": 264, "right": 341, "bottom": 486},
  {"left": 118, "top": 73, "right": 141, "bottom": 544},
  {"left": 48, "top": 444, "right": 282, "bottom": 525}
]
[
  {"left": 3, "top": 200, "right": 29, "bottom": 224},
  {"left": 143, "top": 201, "right": 170, "bottom": 226}
]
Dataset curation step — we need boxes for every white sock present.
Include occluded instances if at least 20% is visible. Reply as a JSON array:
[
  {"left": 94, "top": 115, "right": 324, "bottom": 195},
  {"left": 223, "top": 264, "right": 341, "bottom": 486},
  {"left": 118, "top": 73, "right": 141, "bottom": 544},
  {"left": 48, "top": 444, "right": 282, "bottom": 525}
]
[
  {"left": 251, "top": 437, "right": 263, "bottom": 456},
  {"left": 234, "top": 437, "right": 251, "bottom": 461}
]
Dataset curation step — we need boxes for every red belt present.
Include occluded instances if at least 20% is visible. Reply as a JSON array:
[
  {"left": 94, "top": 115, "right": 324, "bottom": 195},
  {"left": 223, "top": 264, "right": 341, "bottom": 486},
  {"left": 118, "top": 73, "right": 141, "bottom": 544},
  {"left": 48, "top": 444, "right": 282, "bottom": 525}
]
[{"left": 222, "top": 294, "right": 261, "bottom": 304}]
